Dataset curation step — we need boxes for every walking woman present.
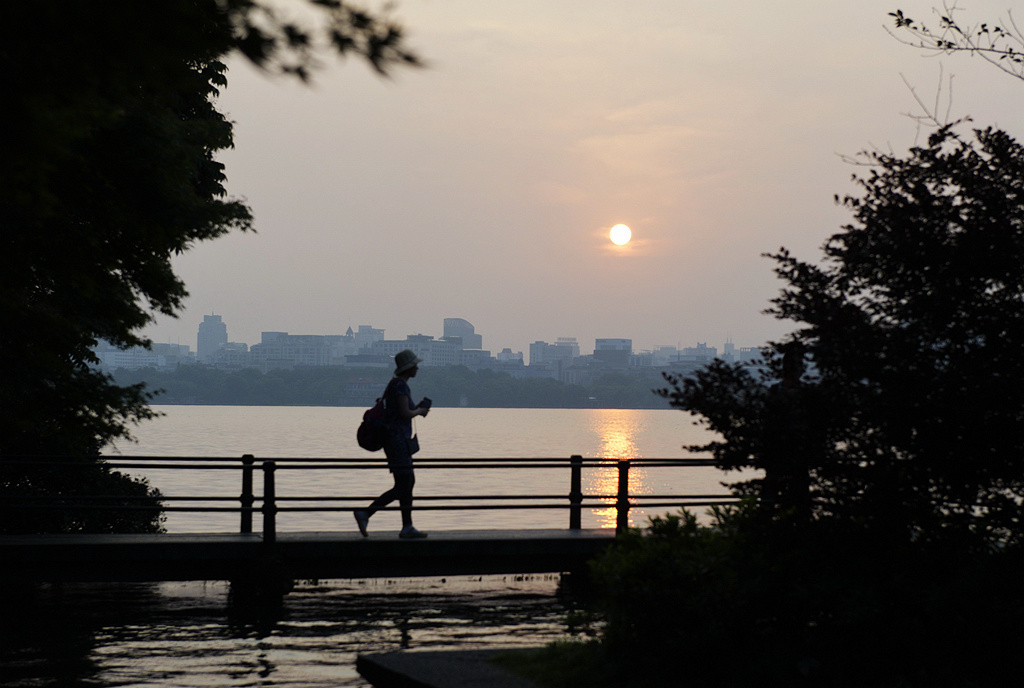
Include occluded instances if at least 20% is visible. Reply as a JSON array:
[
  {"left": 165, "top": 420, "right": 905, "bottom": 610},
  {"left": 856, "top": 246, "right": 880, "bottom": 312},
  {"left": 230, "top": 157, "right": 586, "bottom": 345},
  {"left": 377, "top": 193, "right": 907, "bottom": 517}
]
[{"left": 354, "top": 349, "right": 431, "bottom": 539}]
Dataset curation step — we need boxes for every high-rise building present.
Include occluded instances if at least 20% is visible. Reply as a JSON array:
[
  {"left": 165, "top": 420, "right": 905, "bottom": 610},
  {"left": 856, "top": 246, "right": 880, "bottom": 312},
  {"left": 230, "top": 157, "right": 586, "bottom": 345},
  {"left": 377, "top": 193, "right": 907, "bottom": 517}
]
[
  {"left": 197, "top": 314, "right": 228, "bottom": 362},
  {"left": 555, "top": 337, "right": 580, "bottom": 357},
  {"left": 723, "top": 337, "right": 736, "bottom": 362},
  {"left": 443, "top": 318, "right": 482, "bottom": 350},
  {"left": 594, "top": 338, "right": 632, "bottom": 366},
  {"left": 529, "top": 338, "right": 578, "bottom": 367}
]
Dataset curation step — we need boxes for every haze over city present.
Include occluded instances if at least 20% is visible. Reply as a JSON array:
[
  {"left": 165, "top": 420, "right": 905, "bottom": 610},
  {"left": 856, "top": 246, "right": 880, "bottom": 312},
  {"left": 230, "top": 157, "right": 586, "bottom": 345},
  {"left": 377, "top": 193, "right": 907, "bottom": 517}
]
[{"left": 141, "top": 1, "right": 1024, "bottom": 358}]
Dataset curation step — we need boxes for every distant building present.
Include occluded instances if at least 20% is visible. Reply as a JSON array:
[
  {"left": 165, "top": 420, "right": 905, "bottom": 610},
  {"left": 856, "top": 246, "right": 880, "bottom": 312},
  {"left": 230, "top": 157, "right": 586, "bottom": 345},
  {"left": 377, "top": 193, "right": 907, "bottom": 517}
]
[
  {"left": 328, "top": 325, "right": 384, "bottom": 365},
  {"left": 629, "top": 350, "right": 655, "bottom": 367},
  {"left": 722, "top": 337, "right": 737, "bottom": 363},
  {"left": 681, "top": 342, "right": 717, "bottom": 362},
  {"left": 529, "top": 337, "right": 579, "bottom": 367},
  {"left": 561, "top": 356, "right": 609, "bottom": 386},
  {"left": 208, "top": 342, "right": 250, "bottom": 368},
  {"left": 353, "top": 325, "right": 384, "bottom": 350},
  {"left": 496, "top": 348, "right": 524, "bottom": 364},
  {"left": 443, "top": 318, "right": 482, "bottom": 350},
  {"left": 738, "top": 346, "right": 764, "bottom": 364},
  {"left": 594, "top": 338, "right": 632, "bottom": 366},
  {"left": 250, "top": 332, "right": 349, "bottom": 368},
  {"left": 91, "top": 340, "right": 193, "bottom": 370},
  {"left": 197, "top": 315, "right": 228, "bottom": 362},
  {"left": 556, "top": 337, "right": 580, "bottom": 357},
  {"left": 372, "top": 335, "right": 435, "bottom": 368},
  {"left": 651, "top": 345, "right": 681, "bottom": 366},
  {"left": 458, "top": 349, "right": 493, "bottom": 367}
]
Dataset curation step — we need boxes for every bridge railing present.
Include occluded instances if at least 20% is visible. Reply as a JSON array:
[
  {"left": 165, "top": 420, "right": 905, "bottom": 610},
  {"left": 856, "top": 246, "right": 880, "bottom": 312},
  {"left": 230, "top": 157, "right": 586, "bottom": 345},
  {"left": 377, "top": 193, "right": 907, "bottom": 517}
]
[{"left": 1, "top": 455, "right": 738, "bottom": 538}]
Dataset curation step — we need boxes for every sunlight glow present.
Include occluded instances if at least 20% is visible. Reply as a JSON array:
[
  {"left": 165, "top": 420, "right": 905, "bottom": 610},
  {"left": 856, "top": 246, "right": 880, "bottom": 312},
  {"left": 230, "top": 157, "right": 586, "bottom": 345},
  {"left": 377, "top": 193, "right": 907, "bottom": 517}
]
[
  {"left": 587, "top": 410, "right": 648, "bottom": 529},
  {"left": 609, "top": 224, "right": 631, "bottom": 245}
]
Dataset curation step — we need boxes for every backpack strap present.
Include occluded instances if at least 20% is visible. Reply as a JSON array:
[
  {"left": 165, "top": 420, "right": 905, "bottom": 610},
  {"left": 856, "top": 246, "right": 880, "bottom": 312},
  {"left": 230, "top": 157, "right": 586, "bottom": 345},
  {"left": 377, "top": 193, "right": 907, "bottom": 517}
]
[{"left": 380, "top": 378, "right": 399, "bottom": 411}]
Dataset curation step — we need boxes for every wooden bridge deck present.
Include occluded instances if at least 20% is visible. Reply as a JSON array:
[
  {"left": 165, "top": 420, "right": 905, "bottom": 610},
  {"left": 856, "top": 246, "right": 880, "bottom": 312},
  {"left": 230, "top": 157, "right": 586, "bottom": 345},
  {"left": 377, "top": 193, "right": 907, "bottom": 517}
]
[{"left": 0, "top": 529, "right": 616, "bottom": 584}]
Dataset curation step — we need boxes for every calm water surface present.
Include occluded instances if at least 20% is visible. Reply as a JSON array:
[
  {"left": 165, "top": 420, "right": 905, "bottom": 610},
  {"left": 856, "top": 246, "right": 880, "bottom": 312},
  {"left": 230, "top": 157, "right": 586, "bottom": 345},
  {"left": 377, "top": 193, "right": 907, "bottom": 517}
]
[
  {"left": 1, "top": 575, "right": 578, "bottom": 688},
  {"left": 3, "top": 408, "right": 739, "bottom": 688}
]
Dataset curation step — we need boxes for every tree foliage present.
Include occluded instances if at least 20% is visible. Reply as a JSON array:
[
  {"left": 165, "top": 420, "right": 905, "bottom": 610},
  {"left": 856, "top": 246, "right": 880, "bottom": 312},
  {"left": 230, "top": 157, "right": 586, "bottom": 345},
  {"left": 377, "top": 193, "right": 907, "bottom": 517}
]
[
  {"left": 889, "top": 3, "right": 1024, "bottom": 82},
  {"left": 591, "top": 504, "right": 1024, "bottom": 686},
  {"left": 660, "top": 125, "right": 1024, "bottom": 549},
  {"left": 0, "top": 2, "right": 417, "bottom": 531}
]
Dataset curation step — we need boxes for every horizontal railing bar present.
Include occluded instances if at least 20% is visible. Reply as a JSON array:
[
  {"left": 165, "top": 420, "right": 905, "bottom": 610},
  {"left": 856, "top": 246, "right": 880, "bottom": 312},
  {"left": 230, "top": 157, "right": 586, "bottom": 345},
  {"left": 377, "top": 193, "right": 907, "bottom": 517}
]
[
  {"left": 4, "top": 456, "right": 720, "bottom": 462},
  {"left": 272, "top": 456, "right": 583, "bottom": 463},
  {"left": 5, "top": 505, "right": 244, "bottom": 513},
  {"left": 628, "top": 501, "right": 736, "bottom": 507},
  {"left": 270, "top": 464, "right": 569, "bottom": 471},
  {"left": 2, "top": 495, "right": 737, "bottom": 505},
  {"left": 4, "top": 456, "right": 720, "bottom": 465},
  {"left": 280, "top": 506, "right": 602, "bottom": 511},
  {"left": 267, "top": 459, "right": 719, "bottom": 466},
  {"left": 275, "top": 494, "right": 573, "bottom": 502},
  {"left": 276, "top": 501, "right": 733, "bottom": 513},
  {"left": 270, "top": 493, "right": 731, "bottom": 502},
  {"left": 284, "top": 458, "right": 720, "bottom": 465},
  {"left": 2, "top": 463, "right": 250, "bottom": 471},
  {"left": 98, "top": 463, "right": 249, "bottom": 471},
  {"left": 0, "top": 495, "right": 246, "bottom": 503}
]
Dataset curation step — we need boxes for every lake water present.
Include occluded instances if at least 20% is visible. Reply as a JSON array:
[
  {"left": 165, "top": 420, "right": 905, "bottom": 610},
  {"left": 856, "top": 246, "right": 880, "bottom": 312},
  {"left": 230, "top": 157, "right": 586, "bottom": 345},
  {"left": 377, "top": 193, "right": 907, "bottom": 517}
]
[{"left": 3, "top": 407, "right": 740, "bottom": 688}]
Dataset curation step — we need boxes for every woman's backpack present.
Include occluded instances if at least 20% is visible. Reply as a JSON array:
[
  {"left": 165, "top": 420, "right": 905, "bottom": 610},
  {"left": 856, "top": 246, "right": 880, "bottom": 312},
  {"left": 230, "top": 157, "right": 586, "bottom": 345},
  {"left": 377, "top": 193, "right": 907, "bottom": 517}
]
[{"left": 356, "top": 380, "right": 394, "bottom": 452}]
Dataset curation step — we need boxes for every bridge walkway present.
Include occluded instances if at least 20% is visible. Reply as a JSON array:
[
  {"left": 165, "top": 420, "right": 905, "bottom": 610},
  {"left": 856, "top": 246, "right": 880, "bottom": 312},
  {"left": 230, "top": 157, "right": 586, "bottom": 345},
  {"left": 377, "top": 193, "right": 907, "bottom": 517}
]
[{"left": 0, "top": 528, "right": 615, "bottom": 585}]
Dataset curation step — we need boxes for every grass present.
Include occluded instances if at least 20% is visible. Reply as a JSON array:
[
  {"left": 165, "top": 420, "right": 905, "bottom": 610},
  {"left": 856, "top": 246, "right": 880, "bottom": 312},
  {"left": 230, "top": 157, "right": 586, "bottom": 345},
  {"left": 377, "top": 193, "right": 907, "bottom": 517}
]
[{"left": 490, "top": 640, "right": 617, "bottom": 688}]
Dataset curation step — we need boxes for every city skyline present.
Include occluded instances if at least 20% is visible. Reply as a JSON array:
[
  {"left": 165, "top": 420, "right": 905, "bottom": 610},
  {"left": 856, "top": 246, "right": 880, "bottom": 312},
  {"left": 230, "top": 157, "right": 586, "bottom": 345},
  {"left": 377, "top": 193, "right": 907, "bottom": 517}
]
[
  {"left": 95, "top": 311, "right": 759, "bottom": 374},
  {"left": 183, "top": 312, "right": 759, "bottom": 361},
  {"left": 138, "top": 1, "right": 1023, "bottom": 359}
]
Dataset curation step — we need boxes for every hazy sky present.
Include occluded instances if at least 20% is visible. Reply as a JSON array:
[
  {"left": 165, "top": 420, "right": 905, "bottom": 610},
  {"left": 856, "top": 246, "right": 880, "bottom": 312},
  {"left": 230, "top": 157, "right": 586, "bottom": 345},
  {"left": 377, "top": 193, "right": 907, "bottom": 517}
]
[{"left": 142, "top": 1, "right": 1024, "bottom": 358}]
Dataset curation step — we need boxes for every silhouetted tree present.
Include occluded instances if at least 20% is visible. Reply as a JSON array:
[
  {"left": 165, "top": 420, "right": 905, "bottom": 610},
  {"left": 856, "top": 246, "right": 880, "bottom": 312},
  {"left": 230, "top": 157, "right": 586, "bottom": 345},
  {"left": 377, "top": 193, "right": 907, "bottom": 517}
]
[
  {"left": 661, "top": 125, "right": 1024, "bottom": 549},
  {"left": 889, "top": 3, "right": 1024, "bottom": 83},
  {"left": 0, "top": 1, "right": 417, "bottom": 532}
]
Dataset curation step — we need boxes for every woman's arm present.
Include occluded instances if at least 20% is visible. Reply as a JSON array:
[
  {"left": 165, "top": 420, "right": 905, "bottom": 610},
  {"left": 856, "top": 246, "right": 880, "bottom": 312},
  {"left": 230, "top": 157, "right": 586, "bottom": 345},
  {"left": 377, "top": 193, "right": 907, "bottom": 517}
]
[{"left": 397, "top": 395, "right": 428, "bottom": 419}]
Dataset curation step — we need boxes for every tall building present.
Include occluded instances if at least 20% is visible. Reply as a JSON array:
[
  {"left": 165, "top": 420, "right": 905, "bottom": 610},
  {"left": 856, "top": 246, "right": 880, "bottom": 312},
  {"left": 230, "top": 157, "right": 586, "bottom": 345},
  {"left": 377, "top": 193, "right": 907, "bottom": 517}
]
[
  {"left": 197, "top": 314, "right": 228, "bottom": 362},
  {"left": 723, "top": 337, "right": 736, "bottom": 363},
  {"left": 555, "top": 337, "right": 580, "bottom": 357},
  {"left": 594, "top": 338, "right": 632, "bottom": 366},
  {"left": 529, "top": 338, "right": 578, "bottom": 367},
  {"left": 443, "top": 318, "right": 482, "bottom": 350}
]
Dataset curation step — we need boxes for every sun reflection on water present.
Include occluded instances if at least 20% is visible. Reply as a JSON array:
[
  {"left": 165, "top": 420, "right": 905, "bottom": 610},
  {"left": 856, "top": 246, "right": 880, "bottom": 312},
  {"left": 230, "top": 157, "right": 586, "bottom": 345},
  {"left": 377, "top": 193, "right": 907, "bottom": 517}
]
[{"left": 586, "top": 409, "right": 650, "bottom": 529}]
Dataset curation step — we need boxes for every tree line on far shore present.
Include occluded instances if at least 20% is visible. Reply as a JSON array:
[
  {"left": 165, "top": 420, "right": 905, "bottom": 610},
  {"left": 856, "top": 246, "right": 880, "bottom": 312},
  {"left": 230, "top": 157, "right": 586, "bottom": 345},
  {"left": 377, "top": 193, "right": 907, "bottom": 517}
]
[{"left": 111, "top": 364, "right": 678, "bottom": 409}]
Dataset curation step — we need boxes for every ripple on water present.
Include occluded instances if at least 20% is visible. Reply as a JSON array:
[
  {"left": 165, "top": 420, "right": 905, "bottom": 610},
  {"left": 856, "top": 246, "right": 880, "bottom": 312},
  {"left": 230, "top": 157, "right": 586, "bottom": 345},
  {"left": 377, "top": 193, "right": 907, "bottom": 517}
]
[{"left": 0, "top": 575, "right": 589, "bottom": 688}]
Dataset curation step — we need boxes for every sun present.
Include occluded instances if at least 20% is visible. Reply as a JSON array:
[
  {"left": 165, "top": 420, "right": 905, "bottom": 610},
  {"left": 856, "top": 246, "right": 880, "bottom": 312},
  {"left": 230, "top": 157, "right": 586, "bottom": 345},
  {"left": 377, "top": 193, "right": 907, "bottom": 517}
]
[{"left": 609, "top": 224, "right": 632, "bottom": 245}]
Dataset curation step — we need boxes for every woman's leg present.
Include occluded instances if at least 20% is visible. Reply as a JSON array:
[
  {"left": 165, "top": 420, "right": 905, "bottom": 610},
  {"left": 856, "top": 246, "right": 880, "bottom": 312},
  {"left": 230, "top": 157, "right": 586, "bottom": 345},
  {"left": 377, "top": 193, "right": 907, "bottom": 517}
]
[
  {"left": 356, "top": 434, "right": 414, "bottom": 535},
  {"left": 391, "top": 469, "right": 415, "bottom": 528},
  {"left": 364, "top": 469, "right": 413, "bottom": 516}
]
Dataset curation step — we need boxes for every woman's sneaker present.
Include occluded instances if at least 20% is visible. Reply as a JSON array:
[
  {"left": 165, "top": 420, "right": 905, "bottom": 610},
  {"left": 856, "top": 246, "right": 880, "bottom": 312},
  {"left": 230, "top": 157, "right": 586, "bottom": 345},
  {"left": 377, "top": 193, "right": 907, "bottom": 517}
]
[
  {"left": 399, "top": 526, "right": 428, "bottom": 539},
  {"left": 353, "top": 510, "right": 369, "bottom": 537}
]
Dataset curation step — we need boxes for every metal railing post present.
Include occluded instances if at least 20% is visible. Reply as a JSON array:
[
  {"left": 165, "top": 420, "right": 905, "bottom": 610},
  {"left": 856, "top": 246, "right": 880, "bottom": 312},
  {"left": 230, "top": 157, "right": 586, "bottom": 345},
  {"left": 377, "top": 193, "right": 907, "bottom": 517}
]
[
  {"left": 569, "top": 455, "right": 583, "bottom": 530},
  {"left": 262, "top": 460, "right": 277, "bottom": 544},
  {"left": 240, "top": 454, "right": 255, "bottom": 534},
  {"left": 616, "top": 459, "right": 630, "bottom": 535}
]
